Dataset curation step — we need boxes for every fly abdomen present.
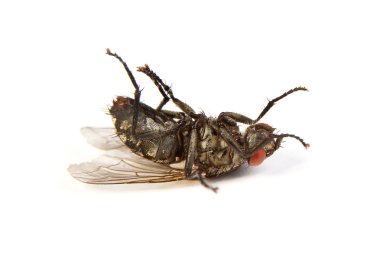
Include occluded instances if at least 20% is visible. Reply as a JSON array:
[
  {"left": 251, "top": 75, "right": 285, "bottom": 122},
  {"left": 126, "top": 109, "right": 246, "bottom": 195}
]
[{"left": 110, "top": 96, "right": 180, "bottom": 164}]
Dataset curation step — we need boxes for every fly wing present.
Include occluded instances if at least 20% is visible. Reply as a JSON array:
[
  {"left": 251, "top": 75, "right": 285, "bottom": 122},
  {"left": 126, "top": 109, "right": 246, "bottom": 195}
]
[
  {"left": 80, "top": 127, "right": 124, "bottom": 150},
  {"left": 68, "top": 148, "right": 186, "bottom": 184}
]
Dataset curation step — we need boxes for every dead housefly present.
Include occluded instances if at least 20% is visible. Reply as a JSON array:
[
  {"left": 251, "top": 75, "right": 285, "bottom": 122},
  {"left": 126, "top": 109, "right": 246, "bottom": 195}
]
[{"left": 68, "top": 49, "right": 309, "bottom": 192}]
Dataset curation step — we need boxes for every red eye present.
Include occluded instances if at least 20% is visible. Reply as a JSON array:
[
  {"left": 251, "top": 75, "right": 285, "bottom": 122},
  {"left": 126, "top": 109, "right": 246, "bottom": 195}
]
[{"left": 248, "top": 148, "right": 266, "bottom": 166}]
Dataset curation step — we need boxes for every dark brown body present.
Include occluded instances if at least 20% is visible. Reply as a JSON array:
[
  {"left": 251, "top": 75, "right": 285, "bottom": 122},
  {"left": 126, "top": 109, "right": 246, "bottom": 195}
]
[
  {"left": 110, "top": 97, "right": 182, "bottom": 164},
  {"left": 110, "top": 96, "right": 246, "bottom": 178},
  {"left": 103, "top": 49, "right": 309, "bottom": 191}
]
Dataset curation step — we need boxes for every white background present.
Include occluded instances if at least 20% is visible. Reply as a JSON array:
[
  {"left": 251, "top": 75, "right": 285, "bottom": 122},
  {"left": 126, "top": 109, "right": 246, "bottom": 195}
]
[{"left": 1, "top": 0, "right": 379, "bottom": 252}]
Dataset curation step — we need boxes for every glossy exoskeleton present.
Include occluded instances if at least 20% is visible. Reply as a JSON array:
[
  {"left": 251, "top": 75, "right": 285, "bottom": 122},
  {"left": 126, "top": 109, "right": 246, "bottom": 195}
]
[{"left": 68, "top": 49, "right": 309, "bottom": 192}]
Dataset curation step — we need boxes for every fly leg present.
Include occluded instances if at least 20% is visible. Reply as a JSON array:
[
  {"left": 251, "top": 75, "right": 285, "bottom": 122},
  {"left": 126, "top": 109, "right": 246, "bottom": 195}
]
[
  {"left": 254, "top": 86, "right": 308, "bottom": 123},
  {"left": 185, "top": 128, "right": 197, "bottom": 178},
  {"left": 161, "top": 110, "right": 186, "bottom": 120},
  {"left": 217, "top": 87, "right": 308, "bottom": 125},
  {"left": 137, "top": 64, "right": 200, "bottom": 119},
  {"left": 197, "top": 171, "right": 218, "bottom": 193},
  {"left": 217, "top": 112, "right": 255, "bottom": 125},
  {"left": 273, "top": 133, "right": 310, "bottom": 149},
  {"left": 217, "top": 87, "right": 309, "bottom": 156},
  {"left": 137, "top": 64, "right": 170, "bottom": 111},
  {"left": 217, "top": 126, "right": 249, "bottom": 158},
  {"left": 106, "top": 49, "right": 141, "bottom": 136}
]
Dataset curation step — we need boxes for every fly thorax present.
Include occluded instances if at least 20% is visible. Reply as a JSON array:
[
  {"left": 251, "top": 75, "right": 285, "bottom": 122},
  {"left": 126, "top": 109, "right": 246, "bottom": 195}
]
[{"left": 198, "top": 124, "right": 217, "bottom": 151}]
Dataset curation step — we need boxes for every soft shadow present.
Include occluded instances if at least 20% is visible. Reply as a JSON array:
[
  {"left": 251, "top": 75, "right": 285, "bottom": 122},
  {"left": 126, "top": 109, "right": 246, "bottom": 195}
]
[
  {"left": 76, "top": 178, "right": 199, "bottom": 193},
  {"left": 211, "top": 152, "right": 308, "bottom": 184},
  {"left": 260, "top": 152, "right": 307, "bottom": 175}
]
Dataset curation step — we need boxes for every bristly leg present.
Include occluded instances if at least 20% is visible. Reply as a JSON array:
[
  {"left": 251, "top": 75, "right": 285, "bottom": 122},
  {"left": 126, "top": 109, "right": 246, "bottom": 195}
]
[
  {"left": 185, "top": 128, "right": 198, "bottom": 178},
  {"left": 197, "top": 171, "right": 218, "bottom": 193},
  {"left": 137, "top": 64, "right": 200, "bottom": 119},
  {"left": 137, "top": 64, "right": 170, "bottom": 111},
  {"left": 161, "top": 110, "right": 186, "bottom": 120},
  {"left": 106, "top": 48, "right": 141, "bottom": 136},
  {"left": 272, "top": 133, "right": 310, "bottom": 149},
  {"left": 217, "top": 112, "right": 255, "bottom": 125},
  {"left": 254, "top": 87, "right": 308, "bottom": 123},
  {"left": 217, "top": 87, "right": 307, "bottom": 126}
]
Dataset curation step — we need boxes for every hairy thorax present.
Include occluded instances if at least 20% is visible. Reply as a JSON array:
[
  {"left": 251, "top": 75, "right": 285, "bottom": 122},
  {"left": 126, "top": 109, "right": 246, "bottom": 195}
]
[{"left": 197, "top": 118, "right": 246, "bottom": 177}]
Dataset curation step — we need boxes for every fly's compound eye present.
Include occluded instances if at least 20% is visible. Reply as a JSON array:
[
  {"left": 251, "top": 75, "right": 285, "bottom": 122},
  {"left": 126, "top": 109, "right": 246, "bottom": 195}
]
[{"left": 248, "top": 148, "right": 266, "bottom": 166}]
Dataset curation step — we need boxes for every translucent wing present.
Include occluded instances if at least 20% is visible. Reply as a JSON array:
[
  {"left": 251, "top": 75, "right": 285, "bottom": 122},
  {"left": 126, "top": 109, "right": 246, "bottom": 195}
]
[
  {"left": 68, "top": 147, "right": 186, "bottom": 184},
  {"left": 80, "top": 127, "right": 124, "bottom": 150}
]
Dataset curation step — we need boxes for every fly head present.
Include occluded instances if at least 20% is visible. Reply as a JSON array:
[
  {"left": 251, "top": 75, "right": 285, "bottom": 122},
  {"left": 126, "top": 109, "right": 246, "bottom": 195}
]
[
  {"left": 244, "top": 123, "right": 309, "bottom": 167},
  {"left": 244, "top": 123, "right": 276, "bottom": 166}
]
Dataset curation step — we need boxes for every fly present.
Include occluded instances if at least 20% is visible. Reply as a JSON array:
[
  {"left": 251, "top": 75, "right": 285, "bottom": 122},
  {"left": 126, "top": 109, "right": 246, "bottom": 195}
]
[{"left": 68, "top": 49, "right": 309, "bottom": 192}]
